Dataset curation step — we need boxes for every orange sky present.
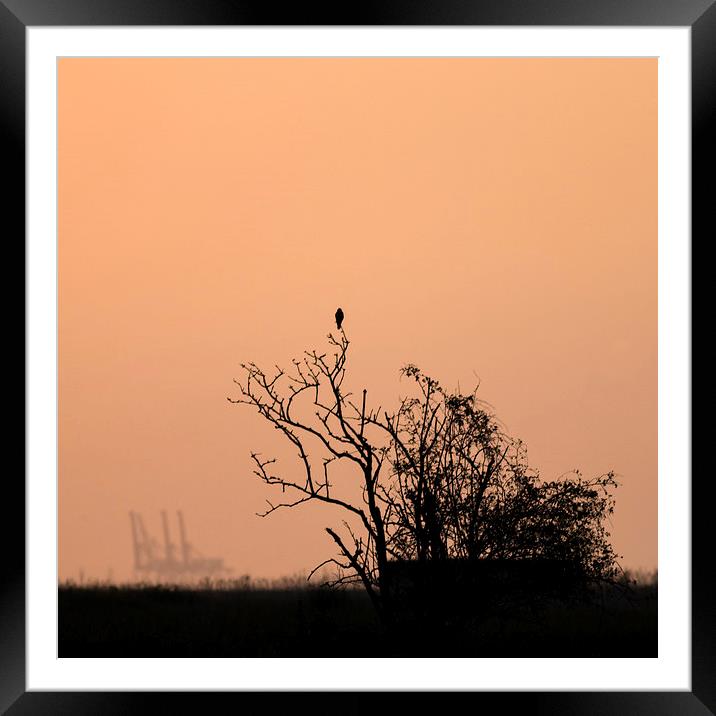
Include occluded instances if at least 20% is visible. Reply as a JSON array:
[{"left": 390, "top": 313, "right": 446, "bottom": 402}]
[{"left": 58, "top": 57, "right": 657, "bottom": 582}]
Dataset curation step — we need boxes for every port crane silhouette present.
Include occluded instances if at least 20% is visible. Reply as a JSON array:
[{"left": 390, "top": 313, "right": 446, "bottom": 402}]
[{"left": 129, "top": 510, "right": 228, "bottom": 581}]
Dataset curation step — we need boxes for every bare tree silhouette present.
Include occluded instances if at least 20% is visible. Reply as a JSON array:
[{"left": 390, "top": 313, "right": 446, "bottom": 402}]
[{"left": 228, "top": 331, "right": 397, "bottom": 623}]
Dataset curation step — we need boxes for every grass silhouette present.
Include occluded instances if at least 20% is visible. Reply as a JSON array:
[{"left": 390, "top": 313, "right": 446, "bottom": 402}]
[{"left": 58, "top": 572, "right": 656, "bottom": 657}]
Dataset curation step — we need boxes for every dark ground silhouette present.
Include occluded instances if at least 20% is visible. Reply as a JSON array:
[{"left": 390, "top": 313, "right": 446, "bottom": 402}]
[{"left": 58, "top": 576, "right": 656, "bottom": 657}]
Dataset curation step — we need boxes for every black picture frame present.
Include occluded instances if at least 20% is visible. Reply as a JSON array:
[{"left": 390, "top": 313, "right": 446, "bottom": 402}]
[{"left": 5, "top": 1, "right": 709, "bottom": 713}]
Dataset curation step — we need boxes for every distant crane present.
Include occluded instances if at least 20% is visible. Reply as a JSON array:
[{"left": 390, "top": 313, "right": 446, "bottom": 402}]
[{"left": 129, "top": 510, "right": 228, "bottom": 582}]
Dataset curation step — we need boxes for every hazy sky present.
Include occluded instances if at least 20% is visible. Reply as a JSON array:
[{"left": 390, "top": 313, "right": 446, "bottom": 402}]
[{"left": 58, "top": 58, "right": 657, "bottom": 582}]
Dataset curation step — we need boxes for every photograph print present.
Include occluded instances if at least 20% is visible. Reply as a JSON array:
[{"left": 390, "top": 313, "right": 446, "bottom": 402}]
[{"left": 58, "top": 57, "right": 657, "bottom": 658}]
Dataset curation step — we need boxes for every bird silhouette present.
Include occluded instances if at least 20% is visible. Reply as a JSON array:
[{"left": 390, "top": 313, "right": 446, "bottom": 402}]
[{"left": 335, "top": 307, "right": 344, "bottom": 330}]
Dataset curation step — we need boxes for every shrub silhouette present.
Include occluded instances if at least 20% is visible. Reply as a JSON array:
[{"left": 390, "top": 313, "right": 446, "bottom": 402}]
[{"left": 384, "top": 364, "right": 619, "bottom": 580}]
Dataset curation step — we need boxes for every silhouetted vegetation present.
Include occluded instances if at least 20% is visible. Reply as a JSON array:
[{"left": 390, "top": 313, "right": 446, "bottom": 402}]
[
  {"left": 228, "top": 332, "right": 627, "bottom": 631},
  {"left": 58, "top": 573, "right": 656, "bottom": 657},
  {"left": 384, "top": 366, "right": 619, "bottom": 576}
]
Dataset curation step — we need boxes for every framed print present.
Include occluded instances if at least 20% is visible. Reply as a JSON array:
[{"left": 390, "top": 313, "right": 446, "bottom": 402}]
[{"left": 7, "top": 0, "right": 711, "bottom": 712}]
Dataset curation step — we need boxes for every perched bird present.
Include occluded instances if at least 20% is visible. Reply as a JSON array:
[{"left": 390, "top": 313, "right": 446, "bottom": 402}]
[{"left": 335, "top": 307, "right": 344, "bottom": 330}]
